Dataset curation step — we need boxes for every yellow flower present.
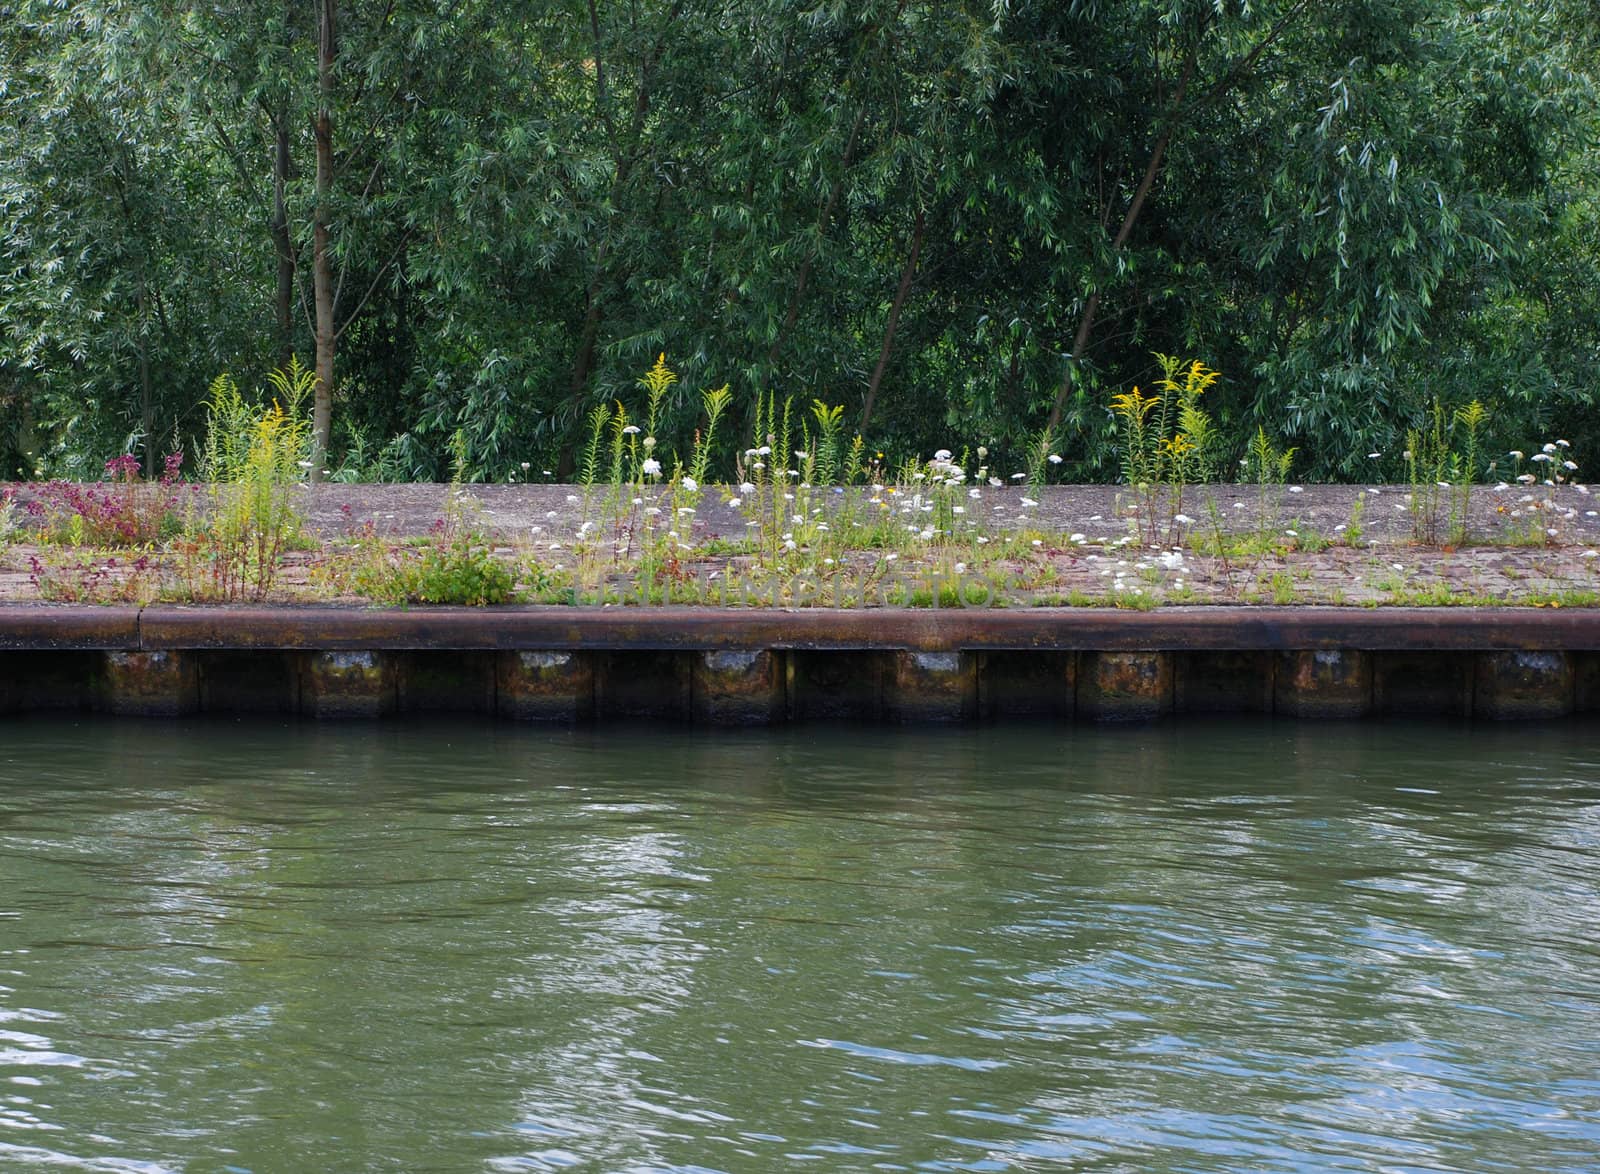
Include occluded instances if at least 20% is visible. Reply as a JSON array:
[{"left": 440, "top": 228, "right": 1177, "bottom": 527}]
[{"left": 1110, "top": 386, "right": 1156, "bottom": 422}]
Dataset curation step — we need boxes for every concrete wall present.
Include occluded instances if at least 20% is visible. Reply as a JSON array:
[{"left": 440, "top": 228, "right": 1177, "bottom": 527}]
[{"left": 3, "top": 646, "right": 1595, "bottom": 723}]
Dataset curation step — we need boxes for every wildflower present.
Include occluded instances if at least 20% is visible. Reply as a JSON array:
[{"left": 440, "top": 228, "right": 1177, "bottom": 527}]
[
  {"left": 919, "top": 528, "right": 934, "bottom": 540},
  {"left": 623, "top": 425, "right": 641, "bottom": 435},
  {"left": 1532, "top": 453, "right": 1553, "bottom": 463},
  {"left": 1368, "top": 452, "right": 1381, "bottom": 459},
  {"left": 969, "top": 488, "right": 981, "bottom": 499},
  {"left": 1021, "top": 497, "right": 1039, "bottom": 508},
  {"left": 520, "top": 462, "right": 531, "bottom": 471},
  {"left": 1174, "top": 514, "right": 1193, "bottom": 525},
  {"left": 729, "top": 498, "right": 742, "bottom": 508},
  {"left": 988, "top": 477, "right": 1002, "bottom": 488},
  {"left": 1010, "top": 472, "right": 1027, "bottom": 480},
  {"left": 953, "top": 562, "right": 967, "bottom": 574},
  {"left": 757, "top": 446, "right": 772, "bottom": 456},
  {"left": 1564, "top": 461, "right": 1579, "bottom": 471},
  {"left": 884, "top": 552, "right": 898, "bottom": 562},
  {"left": 565, "top": 494, "right": 579, "bottom": 503},
  {"left": 1031, "top": 539, "right": 1043, "bottom": 547},
  {"left": 1584, "top": 551, "right": 1598, "bottom": 560},
  {"left": 1070, "top": 533, "right": 1086, "bottom": 543},
  {"left": 681, "top": 475, "right": 698, "bottom": 492},
  {"left": 1558, "top": 439, "right": 1572, "bottom": 448},
  {"left": 645, "top": 507, "right": 661, "bottom": 516},
  {"left": 1391, "top": 563, "right": 1404, "bottom": 572},
  {"left": 977, "top": 447, "right": 988, "bottom": 459},
  {"left": 1288, "top": 486, "right": 1303, "bottom": 494},
  {"left": 642, "top": 458, "right": 662, "bottom": 477},
  {"left": 1543, "top": 443, "right": 1559, "bottom": 454},
  {"left": 934, "top": 449, "right": 953, "bottom": 461},
  {"left": 1510, "top": 450, "right": 1525, "bottom": 459},
  {"left": 643, "top": 436, "right": 656, "bottom": 450},
  {"left": 795, "top": 451, "right": 808, "bottom": 460},
  {"left": 740, "top": 481, "right": 756, "bottom": 494},
  {"left": 1048, "top": 454, "right": 1063, "bottom": 465}
]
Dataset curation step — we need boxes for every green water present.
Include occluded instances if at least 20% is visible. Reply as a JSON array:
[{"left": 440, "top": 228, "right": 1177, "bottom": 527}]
[{"left": 1, "top": 718, "right": 1598, "bottom": 1173}]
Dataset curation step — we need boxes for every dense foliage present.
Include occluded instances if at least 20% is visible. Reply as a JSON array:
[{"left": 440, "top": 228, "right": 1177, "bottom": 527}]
[{"left": 2, "top": 0, "right": 1596, "bottom": 482}]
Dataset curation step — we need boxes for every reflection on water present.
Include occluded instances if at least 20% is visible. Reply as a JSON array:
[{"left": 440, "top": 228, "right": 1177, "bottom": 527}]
[{"left": 1, "top": 717, "right": 1599, "bottom": 1171}]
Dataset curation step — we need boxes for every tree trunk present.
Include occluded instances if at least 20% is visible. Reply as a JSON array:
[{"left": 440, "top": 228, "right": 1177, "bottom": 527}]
[
  {"left": 766, "top": 106, "right": 867, "bottom": 372},
  {"left": 860, "top": 207, "right": 924, "bottom": 433},
  {"left": 311, "top": 0, "right": 337, "bottom": 482},
  {"left": 1045, "top": 51, "right": 1196, "bottom": 435},
  {"left": 271, "top": 117, "right": 296, "bottom": 370}
]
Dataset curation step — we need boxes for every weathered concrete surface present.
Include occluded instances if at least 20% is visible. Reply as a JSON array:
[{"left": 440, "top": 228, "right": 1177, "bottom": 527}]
[
  {"left": 1274, "top": 650, "right": 1372, "bottom": 718},
  {"left": 1078, "top": 651, "right": 1173, "bottom": 721},
  {"left": 103, "top": 650, "right": 197, "bottom": 717},
  {"left": 1473, "top": 651, "right": 1575, "bottom": 720},
  {"left": 496, "top": 650, "right": 593, "bottom": 722},
  {"left": 302, "top": 650, "right": 395, "bottom": 718},
  {"left": 692, "top": 649, "right": 783, "bottom": 725},
  {"left": 886, "top": 651, "right": 977, "bottom": 723}
]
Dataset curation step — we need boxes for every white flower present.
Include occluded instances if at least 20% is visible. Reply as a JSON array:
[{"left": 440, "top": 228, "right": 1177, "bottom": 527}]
[
  {"left": 623, "top": 425, "right": 641, "bottom": 435},
  {"left": 1174, "top": 514, "right": 1193, "bottom": 525},
  {"left": 642, "top": 458, "right": 662, "bottom": 477},
  {"left": 953, "top": 562, "right": 967, "bottom": 574},
  {"left": 680, "top": 475, "right": 698, "bottom": 492},
  {"left": 1509, "top": 450, "right": 1525, "bottom": 459},
  {"left": 565, "top": 494, "right": 579, "bottom": 503},
  {"left": 934, "top": 448, "right": 953, "bottom": 461},
  {"left": 1288, "top": 486, "right": 1303, "bottom": 494},
  {"left": 1010, "top": 472, "right": 1027, "bottom": 480},
  {"left": 795, "top": 450, "right": 808, "bottom": 460},
  {"left": 740, "top": 481, "right": 756, "bottom": 494},
  {"left": 1392, "top": 563, "right": 1404, "bottom": 572},
  {"left": 968, "top": 488, "right": 981, "bottom": 499},
  {"left": 1368, "top": 452, "right": 1381, "bottom": 459},
  {"left": 1583, "top": 551, "right": 1598, "bottom": 559},
  {"left": 1047, "top": 454, "right": 1063, "bottom": 464},
  {"left": 642, "top": 436, "right": 656, "bottom": 450},
  {"left": 1031, "top": 539, "right": 1043, "bottom": 547},
  {"left": 919, "top": 528, "right": 935, "bottom": 540},
  {"left": 1543, "top": 443, "right": 1559, "bottom": 454},
  {"left": 884, "top": 552, "right": 898, "bottom": 562},
  {"left": 1532, "top": 453, "right": 1553, "bottom": 463},
  {"left": 1518, "top": 473, "right": 1537, "bottom": 483},
  {"left": 1557, "top": 439, "right": 1571, "bottom": 448},
  {"left": 728, "top": 498, "right": 741, "bottom": 508},
  {"left": 1564, "top": 461, "right": 1579, "bottom": 471},
  {"left": 1070, "top": 533, "right": 1086, "bottom": 543},
  {"left": 520, "top": 461, "right": 531, "bottom": 470},
  {"left": 1021, "top": 497, "right": 1039, "bottom": 507}
]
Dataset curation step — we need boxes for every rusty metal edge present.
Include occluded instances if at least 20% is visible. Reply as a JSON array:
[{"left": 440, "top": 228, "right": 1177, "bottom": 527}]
[
  {"left": 0, "top": 604, "right": 1562, "bottom": 652},
  {"left": 0, "top": 605, "right": 142, "bottom": 650}
]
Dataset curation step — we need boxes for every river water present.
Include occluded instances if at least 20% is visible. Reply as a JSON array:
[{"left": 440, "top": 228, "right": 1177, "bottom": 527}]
[{"left": 1, "top": 717, "right": 1597, "bottom": 1172}]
